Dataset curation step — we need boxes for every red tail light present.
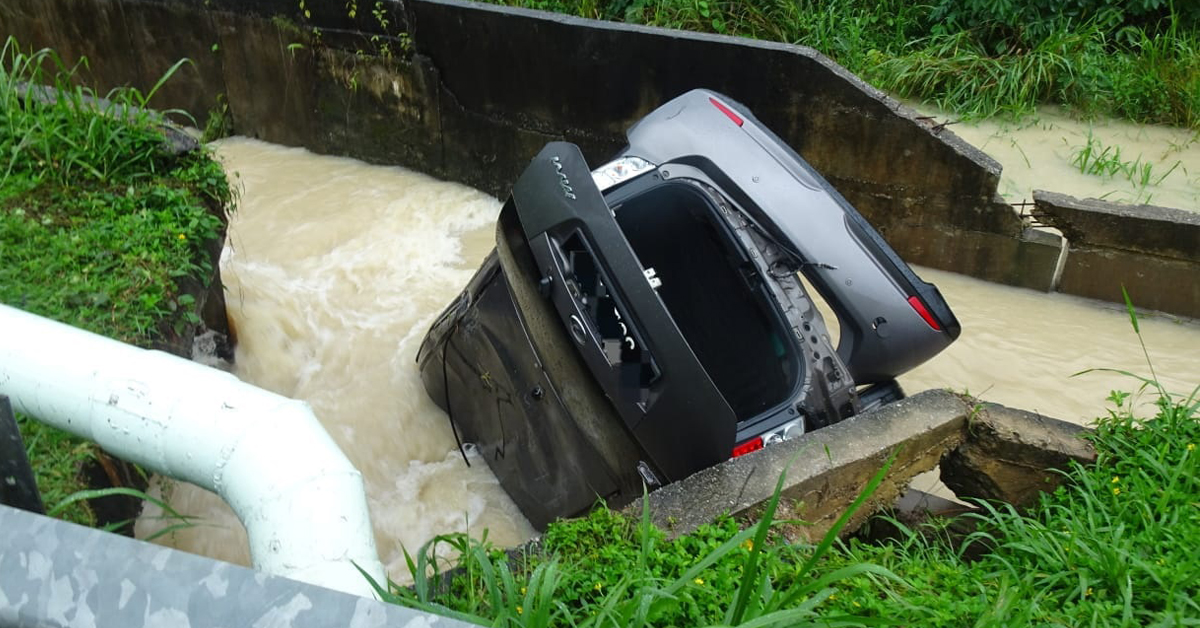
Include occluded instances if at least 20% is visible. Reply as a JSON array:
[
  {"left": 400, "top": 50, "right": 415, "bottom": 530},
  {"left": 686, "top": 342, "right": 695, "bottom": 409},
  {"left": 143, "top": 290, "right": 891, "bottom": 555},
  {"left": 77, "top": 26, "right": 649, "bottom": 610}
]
[
  {"left": 709, "top": 97, "right": 744, "bottom": 127},
  {"left": 732, "top": 437, "right": 763, "bottom": 457},
  {"left": 907, "top": 296, "right": 941, "bottom": 331}
]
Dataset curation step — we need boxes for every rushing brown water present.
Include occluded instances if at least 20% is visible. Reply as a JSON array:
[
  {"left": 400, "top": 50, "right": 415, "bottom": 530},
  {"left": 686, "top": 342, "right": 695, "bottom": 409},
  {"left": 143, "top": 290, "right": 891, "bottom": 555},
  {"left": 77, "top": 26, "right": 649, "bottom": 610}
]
[
  {"left": 136, "top": 138, "right": 535, "bottom": 578},
  {"left": 138, "top": 134, "right": 1200, "bottom": 576}
]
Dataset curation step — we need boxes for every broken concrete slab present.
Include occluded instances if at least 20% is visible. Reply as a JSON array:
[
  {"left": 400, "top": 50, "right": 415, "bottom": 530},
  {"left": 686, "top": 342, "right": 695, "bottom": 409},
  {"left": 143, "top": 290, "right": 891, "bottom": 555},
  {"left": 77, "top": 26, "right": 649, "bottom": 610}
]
[
  {"left": 1033, "top": 190, "right": 1200, "bottom": 259},
  {"left": 631, "top": 389, "right": 972, "bottom": 540},
  {"left": 1033, "top": 191, "right": 1200, "bottom": 318},
  {"left": 941, "top": 403, "right": 1096, "bottom": 508},
  {"left": 632, "top": 390, "right": 1098, "bottom": 541}
]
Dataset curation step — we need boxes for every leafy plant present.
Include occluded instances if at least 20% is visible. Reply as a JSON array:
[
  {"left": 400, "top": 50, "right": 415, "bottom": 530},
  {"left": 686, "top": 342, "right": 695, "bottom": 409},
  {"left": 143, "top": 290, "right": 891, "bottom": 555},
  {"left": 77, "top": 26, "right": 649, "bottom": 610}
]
[{"left": 1, "top": 36, "right": 234, "bottom": 527}]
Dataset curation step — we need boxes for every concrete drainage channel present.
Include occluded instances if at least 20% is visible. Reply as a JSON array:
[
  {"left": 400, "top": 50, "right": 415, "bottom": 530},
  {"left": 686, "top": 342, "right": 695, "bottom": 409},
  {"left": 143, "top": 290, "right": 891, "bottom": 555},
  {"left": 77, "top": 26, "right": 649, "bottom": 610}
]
[
  {"left": 3, "top": 0, "right": 1197, "bottom": 314},
  {"left": 0, "top": 0, "right": 1195, "bottom": 626}
]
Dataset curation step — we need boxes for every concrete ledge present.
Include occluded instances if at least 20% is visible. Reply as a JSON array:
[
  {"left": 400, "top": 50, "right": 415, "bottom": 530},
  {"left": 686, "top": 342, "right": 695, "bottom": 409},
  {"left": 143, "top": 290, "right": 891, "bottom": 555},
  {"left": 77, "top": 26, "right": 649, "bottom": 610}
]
[
  {"left": 633, "top": 390, "right": 972, "bottom": 540},
  {"left": 941, "top": 403, "right": 1096, "bottom": 508},
  {"left": 1033, "top": 190, "right": 1200, "bottom": 259},
  {"left": 1034, "top": 191, "right": 1200, "bottom": 317},
  {"left": 635, "top": 391, "right": 1098, "bottom": 541}
]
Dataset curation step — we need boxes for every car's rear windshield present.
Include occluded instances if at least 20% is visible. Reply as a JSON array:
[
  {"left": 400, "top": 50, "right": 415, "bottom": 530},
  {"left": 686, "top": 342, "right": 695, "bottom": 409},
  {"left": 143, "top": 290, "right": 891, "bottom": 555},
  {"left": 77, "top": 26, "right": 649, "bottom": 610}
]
[{"left": 612, "top": 181, "right": 798, "bottom": 422}]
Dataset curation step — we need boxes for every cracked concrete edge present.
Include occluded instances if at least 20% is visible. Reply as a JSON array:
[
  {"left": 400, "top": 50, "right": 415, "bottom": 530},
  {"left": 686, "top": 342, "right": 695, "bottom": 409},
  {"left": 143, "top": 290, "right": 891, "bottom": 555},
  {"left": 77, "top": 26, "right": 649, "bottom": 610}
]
[
  {"left": 941, "top": 401, "right": 1096, "bottom": 507},
  {"left": 969, "top": 402, "right": 1096, "bottom": 462},
  {"left": 0, "top": 505, "right": 483, "bottom": 628},
  {"left": 631, "top": 389, "right": 973, "bottom": 539}
]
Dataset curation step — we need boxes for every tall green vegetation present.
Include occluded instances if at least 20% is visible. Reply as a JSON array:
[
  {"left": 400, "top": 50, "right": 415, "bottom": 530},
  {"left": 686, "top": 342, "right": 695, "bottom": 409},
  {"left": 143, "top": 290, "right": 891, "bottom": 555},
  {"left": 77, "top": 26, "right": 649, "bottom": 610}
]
[
  {"left": 483, "top": 0, "right": 1200, "bottom": 128},
  {"left": 0, "top": 37, "right": 232, "bottom": 525}
]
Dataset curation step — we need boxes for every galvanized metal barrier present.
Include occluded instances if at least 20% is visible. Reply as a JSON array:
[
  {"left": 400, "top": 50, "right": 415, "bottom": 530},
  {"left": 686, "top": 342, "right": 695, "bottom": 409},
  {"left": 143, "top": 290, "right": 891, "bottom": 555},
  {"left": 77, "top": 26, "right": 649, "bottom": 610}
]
[{"left": 0, "top": 504, "right": 482, "bottom": 628}]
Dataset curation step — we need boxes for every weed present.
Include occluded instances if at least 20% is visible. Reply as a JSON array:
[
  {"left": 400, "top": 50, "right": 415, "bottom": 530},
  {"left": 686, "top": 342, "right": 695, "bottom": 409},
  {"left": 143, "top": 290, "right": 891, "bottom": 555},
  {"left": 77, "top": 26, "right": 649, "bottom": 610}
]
[
  {"left": 49, "top": 486, "right": 200, "bottom": 540},
  {"left": 1069, "top": 131, "right": 1186, "bottom": 198},
  {"left": 1, "top": 36, "right": 233, "bottom": 526},
  {"left": 364, "top": 454, "right": 903, "bottom": 626},
  {"left": 201, "top": 93, "right": 232, "bottom": 142}
]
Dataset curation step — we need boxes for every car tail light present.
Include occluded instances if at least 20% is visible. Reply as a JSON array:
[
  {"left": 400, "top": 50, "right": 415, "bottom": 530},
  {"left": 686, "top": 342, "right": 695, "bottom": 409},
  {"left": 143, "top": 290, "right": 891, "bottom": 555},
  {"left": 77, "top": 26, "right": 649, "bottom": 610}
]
[
  {"left": 709, "top": 97, "right": 744, "bottom": 127},
  {"left": 907, "top": 296, "right": 941, "bottom": 331},
  {"left": 732, "top": 437, "right": 763, "bottom": 457},
  {"left": 591, "top": 156, "right": 656, "bottom": 191}
]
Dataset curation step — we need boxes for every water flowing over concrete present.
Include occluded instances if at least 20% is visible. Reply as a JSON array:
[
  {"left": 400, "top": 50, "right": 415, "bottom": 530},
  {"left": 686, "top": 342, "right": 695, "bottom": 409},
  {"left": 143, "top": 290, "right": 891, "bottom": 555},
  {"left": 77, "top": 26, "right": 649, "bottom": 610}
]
[{"left": 138, "top": 139, "right": 1199, "bottom": 575}]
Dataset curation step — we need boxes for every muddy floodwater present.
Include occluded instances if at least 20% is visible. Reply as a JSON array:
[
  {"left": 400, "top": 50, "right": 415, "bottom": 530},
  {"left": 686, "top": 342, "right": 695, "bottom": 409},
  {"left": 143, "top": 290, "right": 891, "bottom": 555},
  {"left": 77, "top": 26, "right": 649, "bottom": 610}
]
[
  {"left": 926, "top": 105, "right": 1200, "bottom": 210},
  {"left": 136, "top": 138, "right": 535, "bottom": 578},
  {"left": 137, "top": 135, "right": 1200, "bottom": 579}
]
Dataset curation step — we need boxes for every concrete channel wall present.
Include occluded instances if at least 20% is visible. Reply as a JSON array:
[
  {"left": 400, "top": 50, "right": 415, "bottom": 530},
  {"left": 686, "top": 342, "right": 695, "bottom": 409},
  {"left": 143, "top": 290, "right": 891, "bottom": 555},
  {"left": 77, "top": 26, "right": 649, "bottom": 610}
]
[
  {"left": 3, "top": 0, "right": 1062, "bottom": 292},
  {"left": 4, "top": 0, "right": 1194, "bottom": 315},
  {"left": 4, "top": 0, "right": 1197, "bottom": 314}
]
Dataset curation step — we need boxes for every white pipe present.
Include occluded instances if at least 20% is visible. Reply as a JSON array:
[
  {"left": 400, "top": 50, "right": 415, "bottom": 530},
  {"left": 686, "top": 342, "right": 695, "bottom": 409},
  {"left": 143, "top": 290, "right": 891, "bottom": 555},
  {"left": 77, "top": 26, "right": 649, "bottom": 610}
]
[{"left": 0, "top": 304, "right": 385, "bottom": 597}]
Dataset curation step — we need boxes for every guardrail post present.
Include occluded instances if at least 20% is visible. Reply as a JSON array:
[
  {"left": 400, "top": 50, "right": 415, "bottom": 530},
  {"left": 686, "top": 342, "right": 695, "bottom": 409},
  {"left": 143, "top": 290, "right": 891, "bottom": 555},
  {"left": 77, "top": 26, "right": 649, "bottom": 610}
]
[{"left": 0, "top": 394, "right": 45, "bottom": 514}]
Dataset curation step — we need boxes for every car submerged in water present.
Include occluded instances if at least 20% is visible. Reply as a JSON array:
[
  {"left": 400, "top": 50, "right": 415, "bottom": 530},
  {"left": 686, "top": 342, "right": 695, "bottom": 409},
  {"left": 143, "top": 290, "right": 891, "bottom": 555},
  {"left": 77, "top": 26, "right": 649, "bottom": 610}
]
[{"left": 416, "top": 89, "right": 960, "bottom": 528}]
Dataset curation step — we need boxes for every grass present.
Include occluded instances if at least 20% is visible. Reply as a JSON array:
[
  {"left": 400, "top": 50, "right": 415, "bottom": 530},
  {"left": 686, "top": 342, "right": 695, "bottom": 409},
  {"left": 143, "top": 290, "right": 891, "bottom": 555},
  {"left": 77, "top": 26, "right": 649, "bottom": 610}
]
[
  {"left": 369, "top": 454, "right": 904, "bottom": 627},
  {"left": 376, "top": 387, "right": 1197, "bottom": 626},
  {"left": 1070, "top": 130, "right": 1183, "bottom": 189},
  {"left": 371, "top": 294, "right": 1198, "bottom": 626},
  {"left": 479, "top": 0, "right": 1200, "bottom": 128},
  {"left": 0, "top": 37, "right": 233, "bottom": 526}
]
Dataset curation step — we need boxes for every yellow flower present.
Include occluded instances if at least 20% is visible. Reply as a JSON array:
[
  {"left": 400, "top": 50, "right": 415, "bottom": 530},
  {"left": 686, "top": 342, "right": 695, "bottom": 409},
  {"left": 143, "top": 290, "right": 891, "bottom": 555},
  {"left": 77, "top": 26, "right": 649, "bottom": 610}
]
[
  {"left": 1188, "top": 443, "right": 1196, "bottom": 452},
  {"left": 1112, "top": 476, "right": 1120, "bottom": 484},
  {"left": 1113, "top": 487, "right": 1121, "bottom": 496},
  {"left": 742, "top": 539, "right": 754, "bottom": 551},
  {"left": 1085, "top": 587, "right": 1093, "bottom": 597},
  {"left": 594, "top": 582, "right": 603, "bottom": 591},
  {"left": 694, "top": 578, "right": 705, "bottom": 586},
  {"left": 520, "top": 587, "right": 526, "bottom": 595},
  {"left": 516, "top": 606, "right": 523, "bottom": 615},
  {"left": 829, "top": 594, "right": 837, "bottom": 601},
  {"left": 177, "top": 233, "right": 187, "bottom": 241}
]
